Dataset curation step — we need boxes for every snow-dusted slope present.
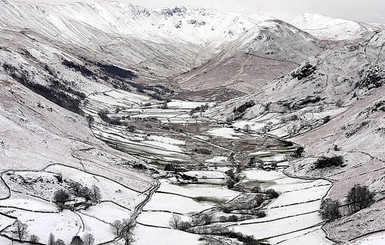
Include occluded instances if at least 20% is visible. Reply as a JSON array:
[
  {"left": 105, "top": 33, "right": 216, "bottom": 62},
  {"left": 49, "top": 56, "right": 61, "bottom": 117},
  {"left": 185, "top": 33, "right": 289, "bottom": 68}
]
[
  {"left": 291, "top": 13, "right": 378, "bottom": 41},
  {"left": 0, "top": 0, "right": 327, "bottom": 101},
  {"left": 0, "top": 0, "right": 272, "bottom": 81},
  {"left": 176, "top": 19, "right": 325, "bottom": 98},
  {"left": 211, "top": 29, "right": 385, "bottom": 243}
]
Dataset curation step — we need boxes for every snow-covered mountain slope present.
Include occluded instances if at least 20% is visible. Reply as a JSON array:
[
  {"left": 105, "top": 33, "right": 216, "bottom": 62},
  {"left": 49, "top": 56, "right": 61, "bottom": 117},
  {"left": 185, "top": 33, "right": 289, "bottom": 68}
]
[
  {"left": 2, "top": 0, "right": 385, "bottom": 243},
  {"left": 175, "top": 20, "right": 325, "bottom": 98},
  {"left": 210, "top": 29, "right": 385, "bottom": 243},
  {"left": 291, "top": 13, "right": 379, "bottom": 41},
  {"left": 0, "top": 68, "right": 156, "bottom": 243},
  {"left": 0, "top": 0, "right": 327, "bottom": 101},
  {"left": 0, "top": 0, "right": 272, "bottom": 82}
]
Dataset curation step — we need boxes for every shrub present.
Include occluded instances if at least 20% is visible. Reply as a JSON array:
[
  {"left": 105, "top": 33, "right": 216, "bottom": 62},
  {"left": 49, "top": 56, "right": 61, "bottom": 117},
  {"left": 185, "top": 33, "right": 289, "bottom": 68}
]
[
  {"left": 228, "top": 215, "right": 238, "bottom": 222},
  {"left": 251, "top": 186, "right": 262, "bottom": 193},
  {"left": 254, "top": 195, "right": 264, "bottom": 207},
  {"left": 29, "top": 234, "right": 40, "bottom": 244},
  {"left": 347, "top": 184, "right": 374, "bottom": 214},
  {"left": 201, "top": 213, "right": 212, "bottom": 225},
  {"left": 320, "top": 198, "right": 341, "bottom": 220},
  {"left": 70, "top": 235, "right": 83, "bottom": 245},
  {"left": 221, "top": 206, "right": 231, "bottom": 213},
  {"left": 233, "top": 100, "right": 255, "bottom": 115},
  {"left": 193, "top": 148, "right": 212, "bottom": 155},
  {"left": 56, "top": 239, "right": 66, "bottom": 245},
  {"left": 178, "top": 221, "right": 191, "bottom": 231},
  {"left": 226, "top": 179, "right": 235, "bottom": 189},
  {"left": 314, "top": 156, "right": 344, "bottom": 169},
  {"left": 292, "top": 146, "right": 304, "bottom": 158},
  {"left": 189, "top": 104, "right": 209, "bottom": 115},
  {"left": 89, "top": 185, "right": 102, "bottom": 203},
  {"left": 53, "top": 189, "right": 70, "bottom": 205},
  {"left": 265, "top": 189, "right": 279, "bottom": 199},
  {"left": 255, "top": 211, "right": 266, "bottom": 218}
]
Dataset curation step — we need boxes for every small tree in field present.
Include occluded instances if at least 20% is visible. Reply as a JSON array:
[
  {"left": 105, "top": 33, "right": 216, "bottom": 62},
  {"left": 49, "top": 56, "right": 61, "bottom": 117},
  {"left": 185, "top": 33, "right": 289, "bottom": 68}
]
[
  {"left": 56, "top": 239, "right": 66, "bottom": 245},
  {"left": 14, "top": 220, "right": 28, "bottom": 240},
  {"left": 169, "top": 214, "right": 182, "bottom": 229},
  {"left": 320, "top": 198, "right": 341, "bottom": 221},
  {"left": 111, "top": 219, "right": 132, "bottom": 236},
  {"left": 70, "top": 235, "right": 84, "bottom": 245},
  {"left": 29, "top": 234, "right": 40, "bottom": 244},
  {"left": 112, "top": 220, "right": 123, "bottom": 236},
  {"left": 53, "top": 189, "right": 70, "bottom": 205},
  {"left": 89, "top": 185, "right": 102, "bottom": 203},
  {"left": 48, "top": 232, "right": 55, "bottom": 245}
]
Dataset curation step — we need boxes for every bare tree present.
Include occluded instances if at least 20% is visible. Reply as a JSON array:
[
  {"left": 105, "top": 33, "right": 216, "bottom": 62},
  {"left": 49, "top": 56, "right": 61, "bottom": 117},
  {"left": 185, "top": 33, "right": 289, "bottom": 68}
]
[
  {"left": 121, "top": 230, "right": 134, "bottom": 245},
  {"left": 111, "top": 220, "right": 123, "bottom": 236},
  {"left": 111, "top": 219, "right": 134, "bottom": 243},
  {"left": 169, "top": 214, "right": 182, "bottom": 229},
  {"left": 14, "top": 220, "right": 28, "bottom": 240}
]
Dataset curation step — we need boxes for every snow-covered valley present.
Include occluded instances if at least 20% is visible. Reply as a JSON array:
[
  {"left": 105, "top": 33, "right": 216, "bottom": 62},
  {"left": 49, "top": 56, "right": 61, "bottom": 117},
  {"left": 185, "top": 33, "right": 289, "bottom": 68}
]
[{"left": 0, "top": 0, "right": 385, "bottom": 244}]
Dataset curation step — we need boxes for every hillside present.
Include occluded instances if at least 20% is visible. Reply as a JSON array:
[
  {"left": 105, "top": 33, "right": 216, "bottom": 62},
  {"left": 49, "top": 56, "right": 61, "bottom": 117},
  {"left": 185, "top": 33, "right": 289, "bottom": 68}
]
[{"left": 0, "top": 0, "right": 384, "bottom": 244}]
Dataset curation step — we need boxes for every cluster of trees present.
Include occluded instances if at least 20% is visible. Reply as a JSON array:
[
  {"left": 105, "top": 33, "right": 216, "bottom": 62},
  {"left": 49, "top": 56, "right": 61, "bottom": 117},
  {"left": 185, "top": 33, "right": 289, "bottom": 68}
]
[
  {"left": 53, "top": 181, "right": 102, "bottom": 210},
  {"left": 169, "top": 214, "right": 263, "bottom": 245},
  {"left": 320, "top": 184, "right": 374, "bottom": 221},
  {"left": 233, "top": 100, "right": 255, "bottom": 115},
  {"left": 14, "top": 219, "right": 133, "bottom": 245},
  {"left": 169, "top": 214, "right": 192, "bottom": 231},
  {"left": 47, "top": 232, "right": 95, "bottom": 245},
  {"left": 314, "top": 156, "right": 344, "bottom": 169},
  {"left": 10, "top": 221, "right": 96, "bottom": 245}
]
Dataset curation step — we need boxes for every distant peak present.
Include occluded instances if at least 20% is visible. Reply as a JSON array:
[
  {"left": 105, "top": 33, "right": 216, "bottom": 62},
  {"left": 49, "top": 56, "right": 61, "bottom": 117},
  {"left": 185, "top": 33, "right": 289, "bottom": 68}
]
[{"left": 291, "top": 12, "right": 375, "bottom": 41}]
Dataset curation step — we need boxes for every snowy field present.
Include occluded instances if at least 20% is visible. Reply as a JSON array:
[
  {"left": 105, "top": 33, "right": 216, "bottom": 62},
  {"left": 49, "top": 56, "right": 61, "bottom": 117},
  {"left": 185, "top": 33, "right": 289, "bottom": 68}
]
[
  {"left": 0, "top": 164, "right": 144, "bottom": 244},
  {"left": 229, "top": 169, "right": 332, "bottom": 244}
]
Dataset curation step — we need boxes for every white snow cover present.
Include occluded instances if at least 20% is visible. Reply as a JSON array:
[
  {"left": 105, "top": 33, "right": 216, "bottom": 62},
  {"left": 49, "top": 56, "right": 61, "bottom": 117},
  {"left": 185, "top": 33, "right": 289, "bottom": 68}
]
[
  {"left": 207, "top": 127, "right": 243, "bottom": 139},
  {"left": 230, "top": 169, "right": 332, "bottom": 243},
  {"left": 291, "top": 13, "right": 376, "bottom": 40},
  {"left": 205, "top": 156, "right": 228, "bottom": 163},
  {"left": 143, "top": 193, "right": 213, "bottom": 214},
  {"left": 80, "top": 202, "right": 130, "bottom": 224},
  {"left": 158, "top": 180, "right": 238, "bottom": 200},
  {"left": 350, "top": 232, "right": 385, "bottom": 245},
  {"left": 132, "top": 224, "right": 202, "bottom": 245},
  {"left": 137, "top": 212, "right": 190, "bottom": 228}
]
